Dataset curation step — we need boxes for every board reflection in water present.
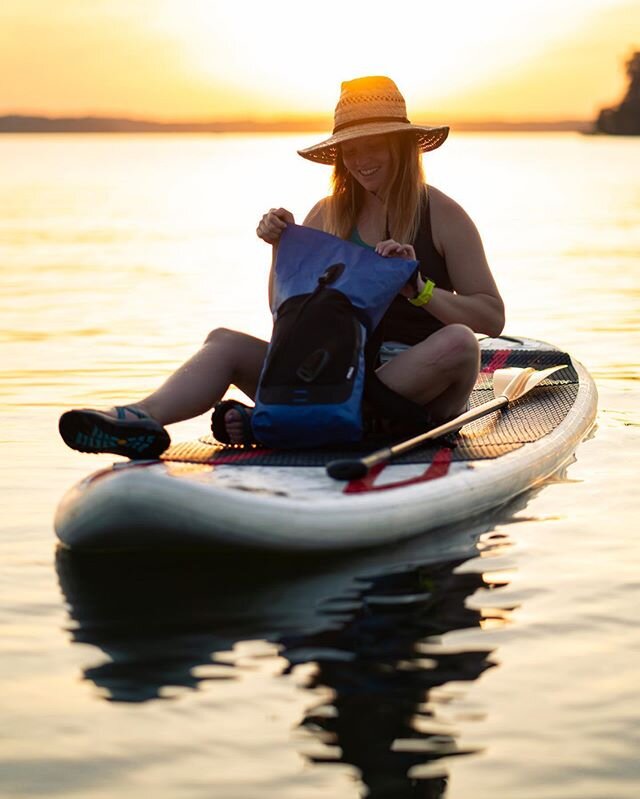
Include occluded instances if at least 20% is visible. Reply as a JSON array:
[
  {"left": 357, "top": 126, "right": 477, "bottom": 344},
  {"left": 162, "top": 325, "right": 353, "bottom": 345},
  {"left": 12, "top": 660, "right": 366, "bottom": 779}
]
[{"left": 56, "top": 536, "right": 513, "bottom": 798}]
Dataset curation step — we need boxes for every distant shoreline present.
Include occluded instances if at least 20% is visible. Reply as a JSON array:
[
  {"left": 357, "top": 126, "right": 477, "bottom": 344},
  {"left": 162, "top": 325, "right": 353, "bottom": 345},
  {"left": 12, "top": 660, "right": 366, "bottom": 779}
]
[{"left": 0, "top": 114, "right": 594, "bottom": 134}]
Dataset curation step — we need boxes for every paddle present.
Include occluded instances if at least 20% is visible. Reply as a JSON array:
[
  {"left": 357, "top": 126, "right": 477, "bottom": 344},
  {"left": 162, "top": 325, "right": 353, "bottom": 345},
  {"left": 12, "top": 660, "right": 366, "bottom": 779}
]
[{"left": 326, "top": 364, "right": 567, "bottom": 481}]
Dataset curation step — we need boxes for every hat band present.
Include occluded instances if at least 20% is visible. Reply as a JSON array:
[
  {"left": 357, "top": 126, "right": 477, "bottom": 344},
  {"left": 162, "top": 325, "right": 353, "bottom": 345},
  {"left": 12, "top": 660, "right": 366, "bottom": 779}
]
[{"left": 332, "top": 115, "right": 411, "bottom": 134}]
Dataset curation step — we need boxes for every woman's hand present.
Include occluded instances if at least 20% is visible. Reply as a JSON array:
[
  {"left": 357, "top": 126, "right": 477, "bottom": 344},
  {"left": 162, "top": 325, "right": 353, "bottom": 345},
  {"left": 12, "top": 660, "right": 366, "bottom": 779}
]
[
  {"left": 375, "top": 239, "right": 416, "bottom": 261},
  {"left": 257, "top": 208, "right": 295, "bottom": 244}
]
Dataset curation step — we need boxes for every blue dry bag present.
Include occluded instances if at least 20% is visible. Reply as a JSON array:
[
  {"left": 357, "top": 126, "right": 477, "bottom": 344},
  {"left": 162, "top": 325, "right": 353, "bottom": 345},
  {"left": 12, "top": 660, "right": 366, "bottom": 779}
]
[{"left": 251, "top": 224, "right": 418, "bottom": 448}]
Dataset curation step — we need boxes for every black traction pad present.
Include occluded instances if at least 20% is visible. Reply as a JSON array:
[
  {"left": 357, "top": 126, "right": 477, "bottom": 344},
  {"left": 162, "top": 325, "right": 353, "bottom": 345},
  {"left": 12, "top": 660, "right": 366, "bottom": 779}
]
[{"left": 161, "top": 350, "right": 579, "bottom": 466}]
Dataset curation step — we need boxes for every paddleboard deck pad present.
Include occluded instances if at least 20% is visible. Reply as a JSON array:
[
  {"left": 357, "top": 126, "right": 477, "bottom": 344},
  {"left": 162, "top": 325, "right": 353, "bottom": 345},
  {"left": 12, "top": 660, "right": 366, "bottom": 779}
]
[{"left": 55, "top": 337, "right": 597, "bottom": 552}]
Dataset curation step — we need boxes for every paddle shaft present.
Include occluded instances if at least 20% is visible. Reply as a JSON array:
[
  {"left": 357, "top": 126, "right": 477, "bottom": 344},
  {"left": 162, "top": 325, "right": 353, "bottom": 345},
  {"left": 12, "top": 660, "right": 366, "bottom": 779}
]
[
  {"left": 360, "top": 395, "right": 508, "bottom": 469},
  {"left": 327, "top": 395, "right": 509, "bottom": 480}
]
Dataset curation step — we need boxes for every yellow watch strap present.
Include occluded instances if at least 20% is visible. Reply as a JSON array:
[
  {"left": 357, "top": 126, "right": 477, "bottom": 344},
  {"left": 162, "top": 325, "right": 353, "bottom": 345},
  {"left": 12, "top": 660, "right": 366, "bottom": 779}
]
[{"left": 408, "top": 278, "right": 435, "bottom": 307}]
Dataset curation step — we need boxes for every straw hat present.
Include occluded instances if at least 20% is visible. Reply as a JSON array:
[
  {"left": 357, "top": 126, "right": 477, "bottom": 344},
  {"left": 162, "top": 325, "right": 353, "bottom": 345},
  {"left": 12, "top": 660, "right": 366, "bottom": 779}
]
[{"left": 297, "top": 76, "right": 449, "bottom": 165}]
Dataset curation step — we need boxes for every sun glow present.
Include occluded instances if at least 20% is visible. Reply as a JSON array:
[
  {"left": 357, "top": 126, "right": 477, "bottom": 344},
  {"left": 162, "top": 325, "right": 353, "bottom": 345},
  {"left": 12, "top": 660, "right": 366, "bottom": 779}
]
[{"left": 148, "top": 0, "right": 636, "bottom": 120}]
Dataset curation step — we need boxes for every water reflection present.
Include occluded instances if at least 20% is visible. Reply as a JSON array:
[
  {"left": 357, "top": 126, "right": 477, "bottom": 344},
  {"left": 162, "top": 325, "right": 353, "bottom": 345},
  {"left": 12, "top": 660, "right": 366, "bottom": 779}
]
[
  {"left": 57, "top": 536, "right": 513, "bottom": 797},
  {"left": 287, "top": 562, "right": 510, "bottom": 798}
]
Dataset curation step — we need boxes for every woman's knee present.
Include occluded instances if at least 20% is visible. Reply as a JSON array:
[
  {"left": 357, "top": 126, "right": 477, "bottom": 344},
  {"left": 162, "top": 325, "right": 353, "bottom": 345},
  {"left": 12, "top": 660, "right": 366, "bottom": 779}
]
[
  {"left": 440, "top": 324, "right": 480, "bottom": 368},
  {"left": 202, "top": 327, "right": 267, "bottom": 394},
  {"left": 203, "top": 326, "right": 242, "bottom": 347}
]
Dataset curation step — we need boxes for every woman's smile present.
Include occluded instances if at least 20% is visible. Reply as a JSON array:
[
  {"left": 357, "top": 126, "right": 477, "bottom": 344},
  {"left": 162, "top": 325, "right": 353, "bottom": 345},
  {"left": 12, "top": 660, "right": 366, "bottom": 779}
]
[
  {"left": 358, "top": 166, "right": 381, "bottom": 177},
  {"left": 341, "top": 135, "right": 391, "bottom": 192}
]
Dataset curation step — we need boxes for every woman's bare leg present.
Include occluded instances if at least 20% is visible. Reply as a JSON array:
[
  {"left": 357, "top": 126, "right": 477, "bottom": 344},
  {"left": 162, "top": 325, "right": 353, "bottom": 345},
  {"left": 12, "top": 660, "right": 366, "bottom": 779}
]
[
  {"left": 131, "top": 327, "right": 268, "bottom": 426},
  {"left": 376, "top": 324, "right": 480, "bottom": 423},
  {"left": 59, "top": 328, "right": 267, "bottom": 457}
]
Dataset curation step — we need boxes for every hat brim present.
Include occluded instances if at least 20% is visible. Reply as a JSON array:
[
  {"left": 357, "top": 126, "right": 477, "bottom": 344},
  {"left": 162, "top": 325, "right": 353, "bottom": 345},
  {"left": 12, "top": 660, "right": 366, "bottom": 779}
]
[{"left": 297, "top": 121, "right": 449, "bottom": 165}]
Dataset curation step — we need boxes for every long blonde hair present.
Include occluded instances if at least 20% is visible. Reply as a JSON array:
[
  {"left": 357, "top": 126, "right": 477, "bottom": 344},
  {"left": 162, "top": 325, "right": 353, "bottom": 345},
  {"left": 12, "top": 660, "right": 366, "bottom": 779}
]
[{"left": 324, "top": 133, "right": 426, "bottom": 243}]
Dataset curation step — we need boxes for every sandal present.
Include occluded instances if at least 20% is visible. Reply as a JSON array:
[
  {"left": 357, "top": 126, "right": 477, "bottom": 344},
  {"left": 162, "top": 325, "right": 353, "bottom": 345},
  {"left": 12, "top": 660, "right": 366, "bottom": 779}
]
[
  {"left": 59, "top": 405, "right": 170, "bottom": 459},
  {"left": 210, "top": 400, "right": 257, "bottom": 446}
]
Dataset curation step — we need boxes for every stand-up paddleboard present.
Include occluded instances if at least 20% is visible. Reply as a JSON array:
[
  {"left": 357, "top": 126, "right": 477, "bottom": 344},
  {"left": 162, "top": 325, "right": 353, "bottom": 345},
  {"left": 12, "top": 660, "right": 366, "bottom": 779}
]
[{"left": 55, "top": 337, "right": 597, "bottom": 553}]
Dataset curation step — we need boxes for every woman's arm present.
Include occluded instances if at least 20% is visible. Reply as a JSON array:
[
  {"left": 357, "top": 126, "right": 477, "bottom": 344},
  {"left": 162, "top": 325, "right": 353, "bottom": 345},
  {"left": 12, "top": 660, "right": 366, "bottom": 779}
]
[
  {"left": 424, "top": 188, "right": 505, "bottom": 337},
  {"left": 378, "top": 189, "right": 505, "bottom": 337}
]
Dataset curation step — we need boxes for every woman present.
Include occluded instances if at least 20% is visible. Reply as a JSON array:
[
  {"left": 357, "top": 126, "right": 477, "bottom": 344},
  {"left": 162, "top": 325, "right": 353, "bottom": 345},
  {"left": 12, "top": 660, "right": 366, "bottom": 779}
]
[{"left": 59, "top": 75, "right": 504, "bottom": 458}]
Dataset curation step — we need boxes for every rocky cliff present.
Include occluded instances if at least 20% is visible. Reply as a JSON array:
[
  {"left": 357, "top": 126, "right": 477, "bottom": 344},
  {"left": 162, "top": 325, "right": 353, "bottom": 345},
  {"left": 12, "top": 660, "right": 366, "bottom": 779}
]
[{"left": 597, "top": 51, "right": 640, "bottom": 135}]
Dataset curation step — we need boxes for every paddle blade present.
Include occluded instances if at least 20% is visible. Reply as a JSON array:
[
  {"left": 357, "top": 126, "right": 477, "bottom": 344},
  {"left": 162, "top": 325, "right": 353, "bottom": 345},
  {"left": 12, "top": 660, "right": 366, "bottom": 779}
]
[
  {"left": 493, "top": 365, "right": 568, "bottom": 402},
  {"left": 492, "top": 367, "right": 533, "bottom": 400}
]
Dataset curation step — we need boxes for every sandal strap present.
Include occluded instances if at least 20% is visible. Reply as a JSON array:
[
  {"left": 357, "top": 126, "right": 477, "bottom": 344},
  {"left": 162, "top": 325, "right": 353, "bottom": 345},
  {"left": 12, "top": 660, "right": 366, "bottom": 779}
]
[
  {"left": 115, "top": 405, "right": 149, "bottom": 421},
  {"left": 211, "top": 400, "right": 256, "bottom": 446}
]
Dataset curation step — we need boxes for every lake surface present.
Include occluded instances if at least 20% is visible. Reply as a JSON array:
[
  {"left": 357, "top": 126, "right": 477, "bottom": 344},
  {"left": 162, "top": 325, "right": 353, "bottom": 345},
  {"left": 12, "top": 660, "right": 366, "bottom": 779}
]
[{"left": 0, "top": 132, "right": 638, "bottom": 798}]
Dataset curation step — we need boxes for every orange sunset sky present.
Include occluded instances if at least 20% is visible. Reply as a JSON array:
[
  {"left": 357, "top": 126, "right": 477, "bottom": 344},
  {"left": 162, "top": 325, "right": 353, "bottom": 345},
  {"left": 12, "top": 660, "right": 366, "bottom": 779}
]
[{"left": 0, "top": 0, "right": 637, "bottom": 123}]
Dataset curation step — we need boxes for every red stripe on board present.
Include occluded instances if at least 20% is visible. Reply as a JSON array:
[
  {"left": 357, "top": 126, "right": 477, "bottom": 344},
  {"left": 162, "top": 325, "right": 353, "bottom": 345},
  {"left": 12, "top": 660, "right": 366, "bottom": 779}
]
[
  {"left": 207, "top": 449, "right": 272, "bottom": 465},
  {"left": 481, "top": 349, "right": 510, "bottom": 373},
  {"left": 344, "top": 448, "right": 453, "bottom": 494},
  {"left": 162, "top": 448, "right": 273, "bottom": 466},
  {"left": 343, "top": 462, "right": 387, "bottom": 494}
]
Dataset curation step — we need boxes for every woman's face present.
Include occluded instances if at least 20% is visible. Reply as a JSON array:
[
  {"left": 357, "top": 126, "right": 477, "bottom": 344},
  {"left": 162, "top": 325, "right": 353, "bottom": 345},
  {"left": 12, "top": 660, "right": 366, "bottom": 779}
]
[{"left": 340, "top": 134, "right": 392, "bottom": 195}]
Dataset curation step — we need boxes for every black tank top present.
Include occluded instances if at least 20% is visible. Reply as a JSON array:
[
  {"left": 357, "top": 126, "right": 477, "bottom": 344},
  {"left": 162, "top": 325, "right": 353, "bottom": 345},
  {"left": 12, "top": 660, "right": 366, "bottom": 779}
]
[{"left": 378, "top": 190, "right": 451, "bottom": 345}]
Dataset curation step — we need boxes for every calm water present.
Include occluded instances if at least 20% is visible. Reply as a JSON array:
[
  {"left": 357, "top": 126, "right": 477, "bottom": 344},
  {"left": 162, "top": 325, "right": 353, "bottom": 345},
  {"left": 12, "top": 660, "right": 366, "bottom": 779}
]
[{"left": 1, "top": 133, "right": 639, "bottom": 798}]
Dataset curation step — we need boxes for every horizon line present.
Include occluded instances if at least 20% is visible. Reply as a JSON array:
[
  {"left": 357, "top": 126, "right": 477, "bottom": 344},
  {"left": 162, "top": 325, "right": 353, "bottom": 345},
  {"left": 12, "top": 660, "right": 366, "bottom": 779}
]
[{"left": 0, "top": 112, "right": 594, "bottom": 134}]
